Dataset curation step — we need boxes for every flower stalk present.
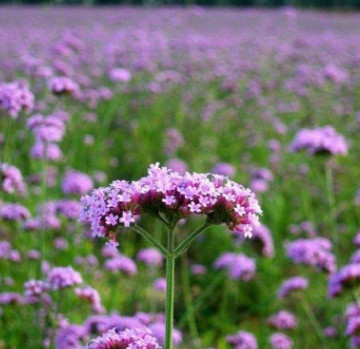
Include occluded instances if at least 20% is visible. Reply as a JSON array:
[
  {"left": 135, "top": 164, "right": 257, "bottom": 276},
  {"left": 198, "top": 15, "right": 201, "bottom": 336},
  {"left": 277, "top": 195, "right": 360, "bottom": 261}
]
[{"left": 165, "top": 226, "right": 176, "bottom": 349}]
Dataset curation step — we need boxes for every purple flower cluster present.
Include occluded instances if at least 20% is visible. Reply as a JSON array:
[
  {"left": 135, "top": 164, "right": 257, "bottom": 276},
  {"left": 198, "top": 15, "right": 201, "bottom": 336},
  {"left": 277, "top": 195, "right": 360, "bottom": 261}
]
[
  {"left": 147, "top": 322, "right": 182, "bottom": 346},
  {"left": 28, "top": 114, "right": 65, "bottom": 143},
  {"left": 0, "top": 241, "right": 21, "bottom": 262},
  {"left": 109, "top": 68, "right": 132, "bottom": 82},
  {"left": 56, "top": 199, "right": 82, "bottom": 219},
  {"left": 267, "top": 311, "right": 298, "bottom": 330},
  {"left": 153, "top": 278, "right": 166, "bottom": 292},
  {"left": 270, "top": 333, "right": 293, "bottom": 349},
  {"left": 328, "top": 263, "right": 360, "bottom": 298},
  {"left": 0, "top": 203, "right": 30, "bottom": 221},
  {"left": 55, "top": 324, "right": 87, "bottom": 349},
  {"left": 75, "top": 286, "right": 104, "bottom": 313},
  {"left": 80, "top": 163, "right": 261, "bottom": 239},
  {"left": 250, "top": 167, "right": 273, "bottom": 193},
  {"left": 104, "top": 254, "right": 137, "bottom": 275},
  {"left": 27, "top": 113, "right": 66, "bottom": 161},
  {"left": 214, "top": 252, "right": 256, "bottom": 281},
  {"left": 0, "top": 81, "right": 34, "bottom": 118},
  {"left": 0, "top": 292, "right": 24, "bottom": 305},
  {"left": 165, "top": 158, "right": 188, "bottom": 174},
  {"left": 226, "top": 330, "right": 258, "bottom": 349},
  {"left": 87, "top": 328, "right": 161, "bottom": 349},
  {"left": 49, "top": 77, "right": 79, "bottom": 96},
  {"left": 211, "top": 162, "right": 236, "bottom": 178},
  {"left": 164, "top": 129, "right": 184, "bottom": 156},
  {"left": 244, "top": 224, "right": 274, "bottom": 257},
  {"left": 24, "top": 279, "right": 50, "bottom": 304},
  {"left": 277, "top": 276, "right": 308, "bottom": 299},
  {"left": 0, "top": 163, "right": 27, "bottom": 195},
  {"left": 137, "top": 248, "right": 163, "bottom": 268},
  {"left": 343, "top": 303, "right": 360, "bottom": 346},
  {"left": 46, "top": 266, "right": 83, "bottom": 290},
  {"left": 290, "top": 126, "right": 348, "bottom": 156},
  {"left": 62, "top": 170, "right": 94, "bottom": 195},
  {"left": 286, "top": 237, "right": 336, "bottom": 273}
]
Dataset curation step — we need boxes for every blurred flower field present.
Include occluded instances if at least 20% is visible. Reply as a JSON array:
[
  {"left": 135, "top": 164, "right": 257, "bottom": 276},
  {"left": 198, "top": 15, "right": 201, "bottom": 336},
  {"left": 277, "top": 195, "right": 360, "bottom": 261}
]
[{"left": 1, "top": 6, "right": 360, "bottom": 349}]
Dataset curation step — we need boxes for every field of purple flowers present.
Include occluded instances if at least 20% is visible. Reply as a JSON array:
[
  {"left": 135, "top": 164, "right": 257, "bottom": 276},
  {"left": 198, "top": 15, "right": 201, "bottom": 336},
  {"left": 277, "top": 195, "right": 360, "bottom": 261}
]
[{"left": 1, "top": 6, "right": 360, "bottom": 349}]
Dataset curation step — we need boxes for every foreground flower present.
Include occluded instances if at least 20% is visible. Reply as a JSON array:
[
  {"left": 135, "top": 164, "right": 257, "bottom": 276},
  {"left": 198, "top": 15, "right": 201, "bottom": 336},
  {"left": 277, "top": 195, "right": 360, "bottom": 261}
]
[
  {"left": 80, "top": 163, "right": 261, "bottom": 349},
  {"left": 86, "top": 328, "right": 161, "bottom": 349},
  {"left": 80, "top": 163, "right": 261, "bottom": 239}
]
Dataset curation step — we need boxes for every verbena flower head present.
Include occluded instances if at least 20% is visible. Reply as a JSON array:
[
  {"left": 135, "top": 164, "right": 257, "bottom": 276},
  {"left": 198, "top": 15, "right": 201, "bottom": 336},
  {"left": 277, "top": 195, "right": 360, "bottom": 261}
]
[
  {"left": 62, "top": 170, "right": 94, "bottom": 195},
  {"left": 86, "top": 328, "right": 161, "bottom": 349},
  {"left": 0, "top": 292, "right": 24, "bottom": 305},
  {"left": 27, "top": 114, "right": 66, "bottom": 143},
  {"left": 165, "top": 158, "right": 188, "bottom": 174},
  {"left": 236, "top": 224, "right": 274, "bottom": 257},
  {"left": 80, "top": 163, "right": 261, "bottom": 239},
  {"left": 47, "top": 266, "right": 83, "bottom": 290},
  {"left": 56, "top": 199, "right": 82, "bottom": 219},
  {"left": 277, "top": 276, "right": 308, "bottom": 299},
  {"left": 109, "top": 68, "right": 132, "bottom": 82},
  {"left": 24, "top": 279, "right": 49, "bottom": 298},
  {"left": 0, "top": 81, "right": 34, "bottom": 118},
  {"left": 0, "top": 203, "right": 30, "bottom": 221},
  {"left": 55, "top": 324, "right": 86, "bottom": 349},
  {"left": 214, "top": 252, "right": 256, "bottom": 281},
  {"left": 75, "top": 286, "right": 104, "bottom": 313},
  {"left": 137, "top": 248, "right": 163, "bottom": 268},
  {"left": 286, "top": 237, "right": 336, "bottom": 273},
  {"left": 30, "top": 141, "right": 62, "bottom": 161},
  {"left": 104, "top": 255, "right": 137, "bottom": 275},
  {"left": 0, "top": 163, "right": 27, "bottom": 195},
  {"left": 267, "top": 311, "right": 298, "bottom": 330},
  {"left": 49, "top": 76, "right": 79, "bottom": 96},
  {"left": 83, "top": 314, "right": 144, "bottom": 335},
  {"left": 346, "top": 316, "right": 360, "bottom": 336},
  {"left": 153, "top": 278, "right": 166, "bottom": 291},
  {"left": 226, "top": 330, "right": 258, "bottom": 349},
  {"left": 24, "top": 279, "right": 50, "bottom": 304},
  {"left": 212, "top": 162, "right": 236, "bottom": 178},
  {"left": 290, "top": 126, "right": 348, "bottom": 156},
  {"left": 328, "top": 263, "right": 360, "bottom": 298},
  {"left": 147, "top": 323, "right": 182, "bottom": 346},
  {"left": 270, "top": 333, "right": 293, "bottom": 349}
]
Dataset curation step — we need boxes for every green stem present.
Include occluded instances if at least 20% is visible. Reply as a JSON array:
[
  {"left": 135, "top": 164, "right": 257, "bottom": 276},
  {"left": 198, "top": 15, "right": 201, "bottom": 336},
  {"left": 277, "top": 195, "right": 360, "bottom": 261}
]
[
  {"left": 301, "top": 296, "right": 326, "bottom": 348},
  {"left": 165, "top": 227, "right": 176, "bottom": 349},
  {"left": 174, "top": 223, "right": 210, "bottom": 256},
  {"left": 131, "top": 225, "right": 169, "bottom": 257},
  {"left": 325, "top": 162, "right": 337, "bottom": 247}
]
